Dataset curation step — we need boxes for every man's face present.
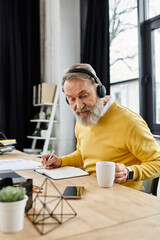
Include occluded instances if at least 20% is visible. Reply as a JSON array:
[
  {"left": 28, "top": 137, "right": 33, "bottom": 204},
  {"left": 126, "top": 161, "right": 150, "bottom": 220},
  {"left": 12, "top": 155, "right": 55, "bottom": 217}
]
[{"left": 63, "top": 78, "right": 104, "bottom": 126}]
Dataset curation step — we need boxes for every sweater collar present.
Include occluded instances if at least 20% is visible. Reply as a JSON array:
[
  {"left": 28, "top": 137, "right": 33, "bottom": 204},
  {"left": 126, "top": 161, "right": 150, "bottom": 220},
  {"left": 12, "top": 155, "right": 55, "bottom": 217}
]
[{"left": 100, "top": 96, "right": 114, "bottom": 117}]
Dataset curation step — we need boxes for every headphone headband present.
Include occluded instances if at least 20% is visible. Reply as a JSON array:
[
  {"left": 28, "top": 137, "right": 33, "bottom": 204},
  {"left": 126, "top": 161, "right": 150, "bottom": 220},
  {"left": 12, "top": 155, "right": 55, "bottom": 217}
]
[
  {"left": 64, "top": 67, "right": 106, "bottom": 102},
  {"left": 68, "top": 68, "right": 101, "bottom": 84}
]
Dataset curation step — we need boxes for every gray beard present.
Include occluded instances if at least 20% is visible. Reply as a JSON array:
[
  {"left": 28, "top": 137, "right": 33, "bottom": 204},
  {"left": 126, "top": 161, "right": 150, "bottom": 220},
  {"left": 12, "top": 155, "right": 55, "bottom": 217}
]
[{"left": 73, "top": 99, "right": 104, "bottom": 127}]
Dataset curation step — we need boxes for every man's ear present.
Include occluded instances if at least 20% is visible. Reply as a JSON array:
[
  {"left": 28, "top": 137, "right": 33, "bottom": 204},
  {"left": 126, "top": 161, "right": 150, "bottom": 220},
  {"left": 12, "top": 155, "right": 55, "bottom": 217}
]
[{"left": 101, "top": 96, "right": 110, "bottom": 106}]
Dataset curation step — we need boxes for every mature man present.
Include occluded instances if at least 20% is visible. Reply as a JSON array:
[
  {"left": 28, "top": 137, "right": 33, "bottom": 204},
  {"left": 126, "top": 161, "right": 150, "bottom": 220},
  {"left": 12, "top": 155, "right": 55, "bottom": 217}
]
[{"left": 42, "top": 63, "right": 160, "bottom": 190}]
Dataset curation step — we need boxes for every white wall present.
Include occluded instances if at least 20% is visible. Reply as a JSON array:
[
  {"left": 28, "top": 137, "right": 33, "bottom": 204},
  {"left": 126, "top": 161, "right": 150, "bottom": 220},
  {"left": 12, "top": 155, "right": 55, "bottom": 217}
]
[
  {"left": 40, "top": 0, "right": 80, "bottom": 156},
  {"left": 58, "top": 0, "right": 80, "bottom": 156},
  {"left": 40, "top": 0, "right": 60, "bottom": 85}
]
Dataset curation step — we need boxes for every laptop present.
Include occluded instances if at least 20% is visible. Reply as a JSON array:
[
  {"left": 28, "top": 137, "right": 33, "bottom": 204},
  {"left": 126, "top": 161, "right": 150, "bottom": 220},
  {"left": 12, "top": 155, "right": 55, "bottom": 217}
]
[{"left": 0, "top": 169, "right": 26, "bottom": 184}]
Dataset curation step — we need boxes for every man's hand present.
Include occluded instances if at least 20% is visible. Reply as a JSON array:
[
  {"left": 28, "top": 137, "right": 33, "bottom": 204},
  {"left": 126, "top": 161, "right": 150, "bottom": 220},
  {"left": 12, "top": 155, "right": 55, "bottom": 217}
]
[
  {"left": 41, "top": 154, "right": 62, "bottom": 169},
  {"left": 114, "top": 163, "right": 128, "bottom": 184}
]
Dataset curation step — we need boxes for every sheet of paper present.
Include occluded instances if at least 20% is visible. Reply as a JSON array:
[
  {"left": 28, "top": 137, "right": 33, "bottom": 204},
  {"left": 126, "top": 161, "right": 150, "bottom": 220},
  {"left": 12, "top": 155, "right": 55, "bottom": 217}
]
[{"left": 0, "top": 158, "right": 41, "bottom": 170}]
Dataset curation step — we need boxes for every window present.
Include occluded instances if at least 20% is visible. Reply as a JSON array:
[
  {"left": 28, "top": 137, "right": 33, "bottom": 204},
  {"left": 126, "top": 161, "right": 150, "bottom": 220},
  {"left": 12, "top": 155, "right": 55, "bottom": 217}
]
[
  {"left": 147, "top": 0, "right": 160, "bottom": 20},
  {"left": 144, "top": 17, "right": 160, "bottom": 134},
  {"left": 152, "top": 28, "right": 160, "bottom": 124},
  {"left": 138, "top": 0, "right": 160, "bottom": 134},
  {"left": 109, "top": 0, "right": 139, "bottom": 113},
  {"left": 114, "top": 92, "right": 121, "bottom": 104},
  {"left": 111, "top": 80, "right": 139, "bottom": 114}
]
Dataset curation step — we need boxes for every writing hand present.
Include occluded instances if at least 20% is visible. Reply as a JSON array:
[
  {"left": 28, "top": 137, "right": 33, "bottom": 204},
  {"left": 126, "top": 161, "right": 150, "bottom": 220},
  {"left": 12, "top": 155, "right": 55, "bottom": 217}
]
[{"left": 41, "top": 153, "right": 62, "bottom": 169}]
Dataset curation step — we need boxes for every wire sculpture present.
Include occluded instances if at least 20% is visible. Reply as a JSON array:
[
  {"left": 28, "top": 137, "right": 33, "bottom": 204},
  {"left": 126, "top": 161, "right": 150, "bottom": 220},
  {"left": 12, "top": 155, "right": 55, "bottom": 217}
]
[{"left": 26, "top": 177, "right": 77, "bottom": 235}]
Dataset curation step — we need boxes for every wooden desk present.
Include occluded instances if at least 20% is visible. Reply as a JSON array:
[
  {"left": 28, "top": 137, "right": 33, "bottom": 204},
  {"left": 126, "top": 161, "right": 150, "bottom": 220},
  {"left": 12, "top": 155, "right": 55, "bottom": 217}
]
[{"left": 1, "top": 150, "right": 160, "bottom": 240}]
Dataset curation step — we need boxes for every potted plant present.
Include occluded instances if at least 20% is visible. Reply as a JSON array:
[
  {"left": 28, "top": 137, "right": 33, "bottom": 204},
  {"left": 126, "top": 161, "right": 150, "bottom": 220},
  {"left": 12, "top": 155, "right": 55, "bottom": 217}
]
[{"left": 0, "top": 186, "right": 28, "bottom": 233}]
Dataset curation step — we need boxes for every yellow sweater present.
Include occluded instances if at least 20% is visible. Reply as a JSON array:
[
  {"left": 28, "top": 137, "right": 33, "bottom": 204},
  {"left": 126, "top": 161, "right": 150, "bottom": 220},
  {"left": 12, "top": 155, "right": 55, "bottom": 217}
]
[{"left": 61, "top": 101, "right": 160, "bottom": 190}]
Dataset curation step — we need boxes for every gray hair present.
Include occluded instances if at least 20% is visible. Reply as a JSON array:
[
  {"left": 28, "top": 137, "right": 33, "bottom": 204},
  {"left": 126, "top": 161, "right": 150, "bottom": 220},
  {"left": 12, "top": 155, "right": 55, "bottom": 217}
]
[{"left": 62, "top": 63, "right": 97, "bottom": 87}]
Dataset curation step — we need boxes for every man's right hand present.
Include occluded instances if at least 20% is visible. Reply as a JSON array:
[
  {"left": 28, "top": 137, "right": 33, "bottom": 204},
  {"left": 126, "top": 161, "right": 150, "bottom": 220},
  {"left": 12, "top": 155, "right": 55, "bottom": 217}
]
[{"left": 41, "top": 154, "right": 62, "bottom": 169}]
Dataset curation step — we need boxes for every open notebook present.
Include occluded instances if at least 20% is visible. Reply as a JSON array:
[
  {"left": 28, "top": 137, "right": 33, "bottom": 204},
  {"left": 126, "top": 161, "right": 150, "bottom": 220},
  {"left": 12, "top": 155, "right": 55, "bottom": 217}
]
[{"left": 35, "top": 166, "right": 89, "bottom": 180}]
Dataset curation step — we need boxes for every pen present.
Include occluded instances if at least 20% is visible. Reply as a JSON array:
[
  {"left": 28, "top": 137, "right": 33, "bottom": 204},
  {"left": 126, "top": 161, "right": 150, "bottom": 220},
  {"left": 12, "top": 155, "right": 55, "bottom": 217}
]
[{"left": 44, "top": 149, "right": 55, "bottom": 168}]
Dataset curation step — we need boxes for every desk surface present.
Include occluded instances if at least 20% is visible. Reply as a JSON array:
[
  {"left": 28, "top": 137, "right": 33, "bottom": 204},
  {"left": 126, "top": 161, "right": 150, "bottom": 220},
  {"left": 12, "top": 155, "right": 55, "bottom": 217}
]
[{"left": 1, "top": 150, "right": 160, "bottom": 240}]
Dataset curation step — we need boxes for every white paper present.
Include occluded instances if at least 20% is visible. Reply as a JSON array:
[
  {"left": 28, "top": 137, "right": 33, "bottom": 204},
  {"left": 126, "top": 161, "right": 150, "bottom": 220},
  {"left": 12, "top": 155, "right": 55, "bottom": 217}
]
[{"left": 0, "top": 158, "right": 41, "bottom": 170}]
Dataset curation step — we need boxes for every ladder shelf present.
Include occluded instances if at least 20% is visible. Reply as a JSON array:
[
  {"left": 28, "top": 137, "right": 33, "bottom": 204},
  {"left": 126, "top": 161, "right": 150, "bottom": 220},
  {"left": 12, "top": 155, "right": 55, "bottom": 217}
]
[{"left": 24, "top": 85, "right": 60, "bottom": 157}]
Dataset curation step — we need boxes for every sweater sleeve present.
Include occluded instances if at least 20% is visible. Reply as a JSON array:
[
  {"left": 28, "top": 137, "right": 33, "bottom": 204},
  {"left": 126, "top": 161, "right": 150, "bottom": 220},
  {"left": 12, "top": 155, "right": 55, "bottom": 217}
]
[
  {"left": 126, "top": 120, "right": 160, "bottom": 181},
  {"left": 61, "top": 123, "right": 83, "bottom": 168}
]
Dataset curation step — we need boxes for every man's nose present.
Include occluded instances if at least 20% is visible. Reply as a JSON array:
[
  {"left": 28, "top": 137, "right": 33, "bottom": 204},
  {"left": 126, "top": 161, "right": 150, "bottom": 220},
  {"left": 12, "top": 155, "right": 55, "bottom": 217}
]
[{"left": 74, "top": 99, "right": 84, "bottom": 111}]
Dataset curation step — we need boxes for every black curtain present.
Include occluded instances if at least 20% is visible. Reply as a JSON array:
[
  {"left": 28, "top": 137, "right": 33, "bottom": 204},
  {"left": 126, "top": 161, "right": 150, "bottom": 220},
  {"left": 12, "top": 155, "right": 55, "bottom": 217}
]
[
  {"left": 81, "top": 0, "right": 110, "bottom": 94},
  {"left": 0, "top": 0, "right": 40, "bottom": 150}
]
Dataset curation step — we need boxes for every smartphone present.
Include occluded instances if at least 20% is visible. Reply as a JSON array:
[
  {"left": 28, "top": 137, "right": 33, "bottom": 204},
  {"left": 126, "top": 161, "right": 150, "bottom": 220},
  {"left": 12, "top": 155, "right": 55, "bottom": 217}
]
[{"left": 62, "top": 186, "right": 84, "bottom": 199}]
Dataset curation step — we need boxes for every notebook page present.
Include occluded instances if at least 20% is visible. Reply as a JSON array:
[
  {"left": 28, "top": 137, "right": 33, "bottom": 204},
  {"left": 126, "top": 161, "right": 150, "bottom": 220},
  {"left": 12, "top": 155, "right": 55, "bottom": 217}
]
[{"left": 35, "top": 166, "right": 89, "bottom": 180}]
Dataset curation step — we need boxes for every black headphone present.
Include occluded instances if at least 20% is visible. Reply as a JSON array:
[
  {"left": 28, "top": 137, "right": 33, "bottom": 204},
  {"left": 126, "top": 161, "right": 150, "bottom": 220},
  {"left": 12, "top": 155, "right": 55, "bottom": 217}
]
[{"left": 64, "top": 68, "right": 106, "bottom": 104}]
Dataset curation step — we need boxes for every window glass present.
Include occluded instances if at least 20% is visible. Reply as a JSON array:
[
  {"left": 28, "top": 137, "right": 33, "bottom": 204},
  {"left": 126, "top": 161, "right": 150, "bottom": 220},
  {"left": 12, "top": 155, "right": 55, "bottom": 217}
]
[
  {"left": 152, "top": 28, "right": 160, "bottom": 124},
  {"left": 109, "top": 0, "right": 139, "bottom": 83},
  {"left": 111, "top": 80, "right": 139, "bottom": 114},
  {"left": 147, "top": 0, "right": 160, "bottom": 19}
]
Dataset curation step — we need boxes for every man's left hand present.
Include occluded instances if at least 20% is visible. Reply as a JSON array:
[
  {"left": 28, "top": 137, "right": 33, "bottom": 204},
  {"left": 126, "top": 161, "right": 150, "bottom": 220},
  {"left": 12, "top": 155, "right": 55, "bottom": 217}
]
[{"left": 114, "top": 163, "right": 128, "bottom": 184}]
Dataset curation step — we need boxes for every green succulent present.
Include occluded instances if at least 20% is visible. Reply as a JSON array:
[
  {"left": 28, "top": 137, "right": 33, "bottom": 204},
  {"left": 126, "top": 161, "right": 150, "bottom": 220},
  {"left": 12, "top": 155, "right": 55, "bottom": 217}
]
[{"left": 0, "top": 186, "right": 26, "bottom": 202}]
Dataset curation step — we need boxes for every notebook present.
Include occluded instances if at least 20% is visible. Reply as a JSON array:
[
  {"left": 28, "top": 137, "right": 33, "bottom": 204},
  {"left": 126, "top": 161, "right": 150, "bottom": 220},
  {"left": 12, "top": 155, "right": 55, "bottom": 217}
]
[
  {"left": 35, "top": 166, "right": 89, "bottom": 180},
  {"left": 0, "top": 139, "right": 17, "bottom": 146},
  {"left": 0, "top": 169, "right": 27, "bottom": 184}
]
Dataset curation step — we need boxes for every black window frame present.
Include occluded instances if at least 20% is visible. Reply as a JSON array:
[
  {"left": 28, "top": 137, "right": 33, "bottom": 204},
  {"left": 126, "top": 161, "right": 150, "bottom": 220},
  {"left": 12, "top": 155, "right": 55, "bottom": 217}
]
[{"left": 138, "top": 0, "right": 160, "bottom": 135}]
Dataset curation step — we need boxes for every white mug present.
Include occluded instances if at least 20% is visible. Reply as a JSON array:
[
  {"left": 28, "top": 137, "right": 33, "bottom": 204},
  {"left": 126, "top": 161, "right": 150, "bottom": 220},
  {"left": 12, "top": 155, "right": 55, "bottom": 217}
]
[{"left": 96, "top": 161, "right": 115, "bottom": 188}]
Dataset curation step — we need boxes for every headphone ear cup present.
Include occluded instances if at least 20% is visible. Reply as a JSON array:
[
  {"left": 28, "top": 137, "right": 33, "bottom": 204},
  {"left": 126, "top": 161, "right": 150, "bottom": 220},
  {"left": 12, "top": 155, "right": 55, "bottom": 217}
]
[
  {"left": 66, "top": 97, "right": 69, "bottom": 104},
  {"left": 97, "top": 85, "right": 106, "bottom": 98}
]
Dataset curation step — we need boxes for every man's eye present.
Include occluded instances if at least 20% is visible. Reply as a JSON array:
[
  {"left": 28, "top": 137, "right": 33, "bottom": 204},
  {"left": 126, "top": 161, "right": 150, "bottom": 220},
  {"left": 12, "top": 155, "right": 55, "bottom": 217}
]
[{"left": 79, "top": 95, "right": 87, "bottom": 99}]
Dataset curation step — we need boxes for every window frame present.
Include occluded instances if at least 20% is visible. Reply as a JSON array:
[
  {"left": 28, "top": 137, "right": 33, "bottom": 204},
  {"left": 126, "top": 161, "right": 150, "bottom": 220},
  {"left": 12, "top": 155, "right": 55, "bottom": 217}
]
[
  {"left": 138, "top": 0, "right": 160, "bottom": 134},
  {"left": 144, "top": 16, "right": 160, "bottom": 134}
]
